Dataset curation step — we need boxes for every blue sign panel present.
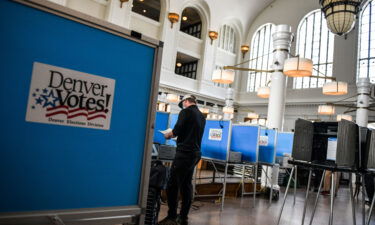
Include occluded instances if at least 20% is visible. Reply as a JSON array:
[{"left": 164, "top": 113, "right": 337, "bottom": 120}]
[
  {"left": 230, "top": 125, "right": 260, "bottom": 163},
  {"left": 153, "top": 112, "right": 169, "bottom": 144},
  {"left": 276, "top": 132, "right": 294, "bottom": 157},
  {"left": 0, "top": 1, "right": 155, "bottom": 213},
  {"left": 258, "top": 128, "right": 277, "bottom": 164},
  {"left": 201, "top": 120, "right": 231, "bottom": 161}
]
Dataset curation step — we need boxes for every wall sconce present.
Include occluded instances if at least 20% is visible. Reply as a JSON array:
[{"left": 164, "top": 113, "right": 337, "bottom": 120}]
[
  {"left": 119, "top": 0, "right": 129, "bottom": 8},
  {"left": 168, "top": 13, "right": 179, "bottom": 28},
  {"left": 241, "top": 45, "right": 249, "bottom": 59},
  {"left": 208, "top": 31, "right": 218, "bottom": 45}
]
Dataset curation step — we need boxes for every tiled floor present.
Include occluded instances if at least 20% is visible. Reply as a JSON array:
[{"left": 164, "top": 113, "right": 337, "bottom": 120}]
[{"left": 158, "top": 187, "right": 375, "bottom": 225}]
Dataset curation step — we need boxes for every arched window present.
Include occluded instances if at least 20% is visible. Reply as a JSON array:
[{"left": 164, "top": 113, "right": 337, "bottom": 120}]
[
  {"left": 218, "top": 25, "right": 236, "bottom": 53},
  {"left": 180, "top": 7, "right": 202, "bottom": 39},
  {"left": 358, "top": 0, "right": 375, "bottom": 83},
  {"left": 293, "top": 10, "right": 335, "bottom": 89},
  {"left": 247, "top": 23, "right": 275, "bottom": 92},
  {"left": 131, "top": 0, "right": 161, "bottom": 22}
]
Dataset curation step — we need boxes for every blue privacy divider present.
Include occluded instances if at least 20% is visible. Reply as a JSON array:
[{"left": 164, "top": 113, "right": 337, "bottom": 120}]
[
  {"left": 230, "top": 125, "right": 260, "bottom": 163},
  {"left": 0, "top": 0, "right": 156, "bottom": 213},
  {"left": 201, "top": 120, "right": 231, "bottom": 161},
  {"left": 276, "top": 132, "right": 294, "bottom": 157},
  {"left": 258, "top": 128, "right": 277, "bottom": 164},
  {"left": 166, "top": 113, "right": 179, "bottom": 146},
  {"left": 153, "top": 111, "right": 169, "bottom": 144}
]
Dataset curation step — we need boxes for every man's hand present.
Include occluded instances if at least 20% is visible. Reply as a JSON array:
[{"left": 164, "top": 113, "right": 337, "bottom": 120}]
[{"left": 164, "top": 131, "right": 174, "bottom": 139}]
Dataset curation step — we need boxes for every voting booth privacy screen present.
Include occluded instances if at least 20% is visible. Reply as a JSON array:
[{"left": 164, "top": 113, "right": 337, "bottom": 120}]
[
  {"left": 258, "top": 128, "right": 277, "bottom": 164},
  {"left": 0, "top": 0, "right": 161, "bottom": 219},
  {"left": 154, "top": 111, "right": 169, "bottom": 144},
  {"left": 276, "top": 132, "right": 294, "bottom": 157},
  {"left": 201, "top": 120, "right": 231, "bottom": 161},
  {"left": 230, "top": 125, "right": 260, "bottom": 163}
]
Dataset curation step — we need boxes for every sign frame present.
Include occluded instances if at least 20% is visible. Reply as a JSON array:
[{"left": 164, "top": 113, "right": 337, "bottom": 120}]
[{"left": 0, "top": 0, "right": 163, "bottom": 224}]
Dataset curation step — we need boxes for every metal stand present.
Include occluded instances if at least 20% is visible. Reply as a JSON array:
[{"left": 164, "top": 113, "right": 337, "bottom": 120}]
[
  {"left": 295, "top": 165, "right": 298, "bottom": 205},
  {"left": 276, "top": 166, "right": 295, "bottom": 225},
  {"left": 301, "top": 169, "right": 312, "bottom": 225},
  {"left": 329, "top": 172, "right": 335, "bottom": 225},
  {"left": 221, "top": 163, "right": 228, "bottom": 211},
  {"left": 254, "top": 163, "right": 258, "bottom": 207},
  {"left": 308, "top": 170, "right": 326, "bottom": 225},
  {"left": 367, "top": 192, "right": 375, "bottom": 225},
  {"left": 363, "top": 175, "right": 368, "bottom": 225},
  {"left": 349, "top": 173, "right": 357, "bottom": 225}
]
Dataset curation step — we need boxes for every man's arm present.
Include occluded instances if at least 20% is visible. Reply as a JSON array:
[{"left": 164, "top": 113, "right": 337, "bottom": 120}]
[{"left": 164, "top": 109, "right": 188, "bottom": 139}]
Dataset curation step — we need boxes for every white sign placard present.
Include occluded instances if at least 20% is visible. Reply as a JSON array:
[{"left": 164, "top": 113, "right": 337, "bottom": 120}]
[
  {"left": 208, "top": 128, "right": 223, "bottom": 141},
  {"left": 26, "top": 62, "right": 115, "bottom": 130},
  {"left": 259, "top": 136, "right": 269, "bottom": 146},
  {"left": 326, "top": 137, "right": 338, "bottom": 161}
]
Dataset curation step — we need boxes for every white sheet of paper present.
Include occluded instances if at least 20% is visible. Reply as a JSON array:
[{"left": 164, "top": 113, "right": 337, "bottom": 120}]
[{"left": 159, "top": 128, "right": 173, "bottom": 135}]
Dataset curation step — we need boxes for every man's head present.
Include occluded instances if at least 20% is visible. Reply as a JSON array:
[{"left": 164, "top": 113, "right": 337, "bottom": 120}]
[{"left": 178, "top": 95, "right": 197, "bottom": 109}]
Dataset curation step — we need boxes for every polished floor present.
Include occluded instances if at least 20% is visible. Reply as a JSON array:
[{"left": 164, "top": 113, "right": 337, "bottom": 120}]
[{"left": 158, "top": 187, "right": 375, "bottom": 225}]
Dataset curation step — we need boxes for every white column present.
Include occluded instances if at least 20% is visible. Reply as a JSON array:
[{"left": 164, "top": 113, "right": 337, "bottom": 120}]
[
  {"left": 266, "top": 25, "right": 293, "bottom": 130},
  {"left": 356, "top": 77, "right": 371, "bottom": 127}
]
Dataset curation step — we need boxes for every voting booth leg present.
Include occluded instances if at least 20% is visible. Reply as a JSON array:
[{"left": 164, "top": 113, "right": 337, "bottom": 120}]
[
  {"left": 363, "top": 174, "right": 368, "bottom": 225},
  {"left": 309, "top": 170, "right": 326, "bottom": 225},
  {"left": 254, "top": 164, "right": 259, "bottom": 207},
  {"left": 349, "top": 173, "right": 357, "bottom": 225},
  {"left": 294, "top": 166, "right": 298, "bottom": 205},
  {"left": 367, "top": 191, "right": 375, "bottom": 225},
  {"left": 329, "top": 172, "right": 335, "bottom": 225},
  {"left": 270, "top": 166, "right": 274, "bottom": 204},
  {"left": 241, "top": 165, "right": 245, "bottom": 198},
  {"left": 301, "top": 169, "right": 312, "bottom": 225},
  {"left": 221, "top": 163, "right": 228, "bottom": 211},
  {"left": 277, "top": 166, "right": 295, "bottom": 225}
]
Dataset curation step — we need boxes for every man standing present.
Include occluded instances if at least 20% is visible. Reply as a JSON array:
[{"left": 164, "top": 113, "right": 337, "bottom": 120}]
[{"left": 159, "top": 95, "right": 206, "bottom": 225}]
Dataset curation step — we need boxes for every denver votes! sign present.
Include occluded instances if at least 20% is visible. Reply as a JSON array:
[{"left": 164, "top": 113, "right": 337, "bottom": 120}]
[{"left": 26, "top": 62, "right": 115, "bottom": 130}]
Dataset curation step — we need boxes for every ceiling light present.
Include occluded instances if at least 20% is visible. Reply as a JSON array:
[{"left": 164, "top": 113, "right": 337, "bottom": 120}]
[
  {"left": 182, "top": 16, "right": 188, "bottom": 21},
  {"left": 199, "top": 107, "right": 210, "bottom": 114},
  {"left": 337, "top": 114, "right": 353, "bottom": 121},
  {"left": 257, "top": 86, "right": 270, "bottom": 98},
  {"left": 212, "top": 69, "right": 235, "bottom": 84},
  {"left": 176, "top": 62, "right": 182, "bottom": 67},
  {"left": 322, "top": 81, "right": 348, "bottom": 95},
  {"left": 223, "top": 106, "right": 234, "bottom": 114},
  {"left": 143, "top": 9, "right": 147, "bottom": 13},
  {"left": 247, "top": 112, "right": 259, "bottom": 119},
  {"left": 283, "top": 57, "right": 313, "bottom": 77},
  {"left": 166, "top": 93, "right": 179, "bottom": 103},
  {"left": 318, "top": 104, "right": 335, "bottom": 115},
  {"left": 320, "top": 0, "right": 361, "bottom": 36}
]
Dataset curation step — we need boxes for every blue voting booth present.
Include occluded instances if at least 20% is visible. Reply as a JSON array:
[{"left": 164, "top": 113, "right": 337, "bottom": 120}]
[
  {"left": 201, "top": 120, "right": 231, "bottom": 161},
  {"left": 258, "top": 128, "right": 277, "bottom": 164},
  {"left": 153, "top": 111, "right": 169, "bottom": 144},
  {"left": 230, "top": 125, "right": 260, "bottom": 163},
  {"left": 166, "top": 113, "right": 179, "bottom": 146},
  {"left": 0, "top": 0, "right": 162, "bottom": 223},
  {"left": 276, "top": 132, "right": 294, "bottom": 157}
]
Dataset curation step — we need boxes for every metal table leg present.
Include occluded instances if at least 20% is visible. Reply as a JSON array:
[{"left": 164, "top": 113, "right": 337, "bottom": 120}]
[
  {"left": 294, "top": 165, "right": 298, "bottom": 205},
  {"left": 363, "top": 174, "right": 368, "bottom": 225},
  {"left": 221, "top": 163, "right": 228, "bottom": 211},
  {"left": 329, "top": 172, "right": 335, "bottom": 225},
  {"left": 270, "top": 166, "right": 274, "bottom": 204},
  {"left": 277, "top": 166, "right": 295, "bottom": 225},
  {"left": 366, "top": 191, "right": 375, "bottom": 225},
  {"left": 254, "top": 163, "right": 258, "bottom": 208},
  {"left": 301, "top": 169, "right": 312, "bottom": 225},
  {"left": 309, "top": 170, "right": 326, "bottom": 225},
  {"left": 349, "top": 173, "right": 356, "bottom": 225},
  {"left": 241, "top": 165, "right": 245, "bottom": 198}
]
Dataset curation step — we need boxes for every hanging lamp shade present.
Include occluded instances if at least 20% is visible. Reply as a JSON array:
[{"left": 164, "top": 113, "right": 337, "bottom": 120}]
[
  {"left": 322, "top": 81, "right": 348, "bottom": 95},
  {"left": 223, "top": 106, "right": 234, "bottom": 114},
  {"left": 320, "top": 0, "right": 361, "bottom": 36},
  {"left": 166, "top": 93, "right": 179, "bottom": 103},
  {"left": 337, "top": 114, "right": 353, "bottom": 121},
  {"left": 247, "top": 112, "right": 259, "bottom": 119},
  {"left": 318, "top": 104, "right": 336, "bottom": 115},
  {"left": 283, "top": 57, "right": 313, "bottom": 77},
  {"left": 199, "top": 107, "right": 210, "bottom": 114},
  {"left": 257, "top": 86, "right": 270, "bottom": 98},
  {"left": 212, "top": 69, "right": 235, "bottom": 84}
]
